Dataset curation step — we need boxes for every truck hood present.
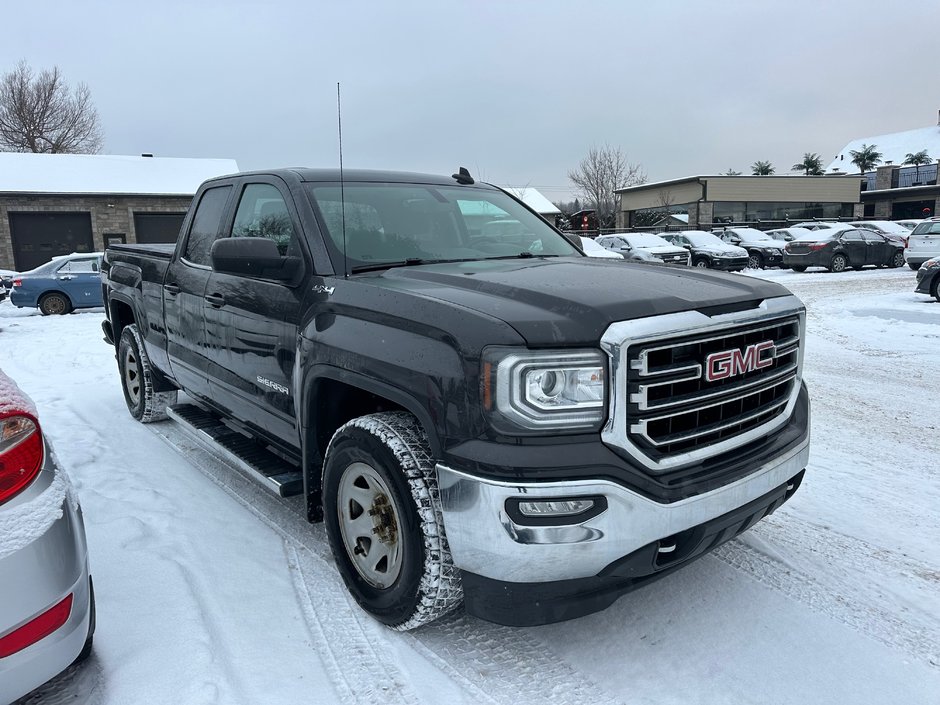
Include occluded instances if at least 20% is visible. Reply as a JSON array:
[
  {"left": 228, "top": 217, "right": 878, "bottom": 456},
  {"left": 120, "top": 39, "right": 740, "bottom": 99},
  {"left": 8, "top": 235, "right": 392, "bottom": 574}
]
[{"left": 364, "top": 258, "right": 792, "bottom": 345}]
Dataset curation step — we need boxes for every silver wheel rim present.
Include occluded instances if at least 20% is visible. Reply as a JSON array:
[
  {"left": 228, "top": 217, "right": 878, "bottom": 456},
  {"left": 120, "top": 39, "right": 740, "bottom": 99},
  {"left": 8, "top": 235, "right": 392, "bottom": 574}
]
[
  {"left": 748, "top": 255, "right": 760, "bottom": 268},
  {"left": 337, "top": 462, "right": 403, "bottom": 589},
  {"left": 833, "top": 256, "right": 845, "bottom": 272},
  {"left": 123, "top": 346, "right": 142, "bottom": 406},
  {"left": 695, "top": 260, "right": 708, "bottom": 268}
]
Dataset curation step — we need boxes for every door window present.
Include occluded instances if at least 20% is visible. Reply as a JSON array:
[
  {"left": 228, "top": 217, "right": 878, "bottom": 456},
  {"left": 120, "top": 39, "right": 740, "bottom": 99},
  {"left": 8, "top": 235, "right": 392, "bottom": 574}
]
[
  {"left": 841, "top": 230, "right": 864, "bottom": 241},
  {"left": 57, "top": 258, "right": 99, "bottom": 273},
  {"left": 232, "top": 184, "right": 300, "bottom": 256},
  {"left": 183, "top": 186, "right": 233, "bottom": 266},
  {"left": 861, "top": 231, "right": 884, "bottom": 243}
]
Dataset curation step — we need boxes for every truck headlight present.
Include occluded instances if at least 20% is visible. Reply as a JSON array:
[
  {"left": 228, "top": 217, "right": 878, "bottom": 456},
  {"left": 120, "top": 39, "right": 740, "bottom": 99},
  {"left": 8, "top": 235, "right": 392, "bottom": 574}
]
[{"left": 482, "top": 348, "right": 607, "bottom": 432}]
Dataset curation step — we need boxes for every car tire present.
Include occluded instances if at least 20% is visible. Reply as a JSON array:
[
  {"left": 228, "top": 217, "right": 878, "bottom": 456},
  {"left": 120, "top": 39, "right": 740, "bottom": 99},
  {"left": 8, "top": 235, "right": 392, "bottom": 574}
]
[
  {"left": 38, "top": 292, "right": 72, "bottom": 316},
  {"left": 933, "top": 277, "right": 940, "bottom": 303},
  {"left": 791, "top": 266, "right": 807, "bottom": 272},
  {"left": 747, "top": 252, "right": 764, "bottom": 269},
  {"left": 909, "top": 262, "right": 920, "bottom": 271},
  {"left": 322, "top": 411, "right": 463, "bottom": 630},
  {"left": 692, "top": 257, "right": 709, "bottom": 268},
  {"left": 118, "top": 324, "right": 177, "bottom": 422},
  {"left": 829, "top": 254, "right": 848, "bottom": 273},
  {"left": 890, "top": 251, "right": 905, "bottom": 268}
]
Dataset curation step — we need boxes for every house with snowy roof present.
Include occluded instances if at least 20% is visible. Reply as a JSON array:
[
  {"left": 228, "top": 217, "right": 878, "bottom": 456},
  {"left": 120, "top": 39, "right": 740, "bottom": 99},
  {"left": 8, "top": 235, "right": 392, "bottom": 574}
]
[{"left": 0, "top": 153, "right": 238, "bottom": 271}]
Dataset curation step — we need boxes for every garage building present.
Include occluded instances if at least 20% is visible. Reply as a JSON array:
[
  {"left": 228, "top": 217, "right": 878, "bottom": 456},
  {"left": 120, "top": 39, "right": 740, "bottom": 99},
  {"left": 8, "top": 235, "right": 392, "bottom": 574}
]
[{"left": 0, "top": 153, "right": 238, "bottom": 271}]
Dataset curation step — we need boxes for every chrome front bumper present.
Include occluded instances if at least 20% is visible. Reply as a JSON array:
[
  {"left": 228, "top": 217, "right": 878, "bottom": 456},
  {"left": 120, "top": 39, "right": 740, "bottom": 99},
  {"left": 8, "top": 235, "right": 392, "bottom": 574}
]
[{"left": 437, "top": 437, "right": 809, "bottom": 583}]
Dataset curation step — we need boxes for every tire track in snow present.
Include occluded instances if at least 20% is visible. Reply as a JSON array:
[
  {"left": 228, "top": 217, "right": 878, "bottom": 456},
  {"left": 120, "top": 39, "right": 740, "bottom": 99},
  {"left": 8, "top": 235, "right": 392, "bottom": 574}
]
[
  {"left": 715, "top": 532, "right": 939, "bottom": 668},
  {"left": 151, "top": 423, "right": 627, "bottom": 705},
  {"left": 152, "top": 426, "right": 421, "bottom": 705}
]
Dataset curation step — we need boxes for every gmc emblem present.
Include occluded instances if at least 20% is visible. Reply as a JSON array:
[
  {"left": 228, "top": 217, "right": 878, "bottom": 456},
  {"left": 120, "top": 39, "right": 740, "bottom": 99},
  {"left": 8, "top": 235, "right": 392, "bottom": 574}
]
[{"left": 704, "top": 341, "right": 775, "bottom": 382}]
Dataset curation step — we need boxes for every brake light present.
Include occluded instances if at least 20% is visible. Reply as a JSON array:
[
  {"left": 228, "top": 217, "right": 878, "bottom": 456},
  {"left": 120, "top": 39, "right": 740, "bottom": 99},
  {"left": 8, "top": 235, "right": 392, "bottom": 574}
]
[
  {"left": 0, "top": 594, "right": 73, "bottom": 658},
  {"left": 809, "top": 243, "right": 827, "bottom": 251},
  {"left": 0, "top": 413, "right": 43, "bottom": 505},
  {"left": 12, "top": 279, "right": 22, "bottom": 287}
]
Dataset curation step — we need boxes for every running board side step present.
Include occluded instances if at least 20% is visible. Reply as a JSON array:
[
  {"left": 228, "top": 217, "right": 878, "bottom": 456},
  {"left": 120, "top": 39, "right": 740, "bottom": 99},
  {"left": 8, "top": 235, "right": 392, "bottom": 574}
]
[{"left": 166, "top": 403, "right": 303, "bottom": 497}]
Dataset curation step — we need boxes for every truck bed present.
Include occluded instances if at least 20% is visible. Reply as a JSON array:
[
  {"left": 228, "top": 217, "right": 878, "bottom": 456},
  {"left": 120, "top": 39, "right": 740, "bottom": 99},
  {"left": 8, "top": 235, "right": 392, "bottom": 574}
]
[{"left": 107, "top": 243, "right": 175, "bottom": 259}]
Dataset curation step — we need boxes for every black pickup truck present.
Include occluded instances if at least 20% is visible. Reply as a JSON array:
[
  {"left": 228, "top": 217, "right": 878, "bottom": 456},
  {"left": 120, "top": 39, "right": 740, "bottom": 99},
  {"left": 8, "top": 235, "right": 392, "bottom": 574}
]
[{"left": 102, "top": 168, "right": 810, "bottom": 629}]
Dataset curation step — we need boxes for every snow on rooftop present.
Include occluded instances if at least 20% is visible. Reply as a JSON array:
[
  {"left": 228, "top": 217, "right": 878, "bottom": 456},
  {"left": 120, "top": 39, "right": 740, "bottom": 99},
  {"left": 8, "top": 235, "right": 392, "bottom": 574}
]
[
  {"left": 826, "top": 125, "right": 940, "bottom": 173},
  {"left": 0, "top": 152, "right": 239, "bottom": 195},
  {"left": 500, "top": 186, "right": 561, "bottom": 214}
]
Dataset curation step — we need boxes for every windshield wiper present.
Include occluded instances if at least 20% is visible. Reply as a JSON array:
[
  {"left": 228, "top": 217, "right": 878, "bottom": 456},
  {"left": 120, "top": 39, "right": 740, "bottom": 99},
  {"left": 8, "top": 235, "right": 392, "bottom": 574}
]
[
  {"left": 350, "top": 258, "right": 469, "bottom": 274},
  {"left": 483, "top": 252, "right": 561, "bottom": 261}
]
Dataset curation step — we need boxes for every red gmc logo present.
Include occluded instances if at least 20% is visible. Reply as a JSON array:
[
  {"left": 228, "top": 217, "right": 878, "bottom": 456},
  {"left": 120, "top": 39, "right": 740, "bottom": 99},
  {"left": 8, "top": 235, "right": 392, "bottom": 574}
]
[{"left": 704, "top": 341, "right": 775, "bottom": 382}]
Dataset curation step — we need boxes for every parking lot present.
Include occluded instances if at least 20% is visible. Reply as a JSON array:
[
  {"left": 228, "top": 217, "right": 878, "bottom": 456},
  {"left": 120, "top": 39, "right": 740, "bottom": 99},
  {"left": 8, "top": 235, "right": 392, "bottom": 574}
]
[{"left": 2, "top": 266, "right": 938, "bottom": 705}]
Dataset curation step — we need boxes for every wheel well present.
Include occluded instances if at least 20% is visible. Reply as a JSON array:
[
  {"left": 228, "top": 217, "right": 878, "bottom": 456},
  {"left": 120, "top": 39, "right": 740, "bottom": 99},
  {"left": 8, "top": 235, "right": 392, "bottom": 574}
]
[
  {"left": 109, "top": 299, "right": 135, "bottom": 345},
  {"left": 309, "top": 378, "right": 408, "bottom": 464},
  {"left": 39, "top": 290, "right": 72, "bottom": 305}
]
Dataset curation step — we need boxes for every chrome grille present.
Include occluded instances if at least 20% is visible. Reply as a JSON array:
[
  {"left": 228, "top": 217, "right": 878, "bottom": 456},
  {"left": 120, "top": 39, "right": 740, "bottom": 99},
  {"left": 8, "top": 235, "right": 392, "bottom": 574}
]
[{"left": 600, "top": 297, "right": 805, "bottom": 472}]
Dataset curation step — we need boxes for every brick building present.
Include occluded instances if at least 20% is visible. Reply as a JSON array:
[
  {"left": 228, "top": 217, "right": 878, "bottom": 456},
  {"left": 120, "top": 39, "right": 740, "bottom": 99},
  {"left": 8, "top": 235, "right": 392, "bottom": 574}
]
[{"left": 0, "top": 153, "right": 238, "bottom": 271}]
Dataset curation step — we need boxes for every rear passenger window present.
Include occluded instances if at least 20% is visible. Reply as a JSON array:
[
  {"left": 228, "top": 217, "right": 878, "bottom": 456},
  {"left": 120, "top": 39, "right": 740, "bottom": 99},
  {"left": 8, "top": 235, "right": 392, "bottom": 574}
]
[
  {"left": 184, "top": 186, "right": 232, "bottom": 266},
  {"left": 232, "top": 184, "right": 300, "bottom": 256},
  {"left": 58, "top": 258, "right": 99, "bottom": 273},
  {"left": 861, "top": 232, "right": 883, "bottom": 242}
]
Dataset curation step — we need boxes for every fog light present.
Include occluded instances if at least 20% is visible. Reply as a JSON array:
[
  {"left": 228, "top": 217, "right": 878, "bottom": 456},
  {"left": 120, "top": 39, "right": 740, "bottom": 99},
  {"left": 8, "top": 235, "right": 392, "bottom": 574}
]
[
  {"left": 518, "top": 499, "right": 594, "bottom": 516},
  {"left": 505, "top": 495, "right": 608, "bottom": 525}
]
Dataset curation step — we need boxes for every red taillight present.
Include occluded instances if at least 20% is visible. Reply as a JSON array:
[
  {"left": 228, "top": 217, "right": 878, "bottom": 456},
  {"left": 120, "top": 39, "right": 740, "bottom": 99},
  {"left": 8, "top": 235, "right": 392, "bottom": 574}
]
[
  {"left": 0, "top": 413, "right": 43, "bottom": 505},
  {"left": 809, "top": 243, "right": 827, "bottom": 251},
  {"left": 12, "top": 279, "right": 22, "bottom": 287},
  {"left": 0, "top": 594, "right": 73, "bottom": 658}
]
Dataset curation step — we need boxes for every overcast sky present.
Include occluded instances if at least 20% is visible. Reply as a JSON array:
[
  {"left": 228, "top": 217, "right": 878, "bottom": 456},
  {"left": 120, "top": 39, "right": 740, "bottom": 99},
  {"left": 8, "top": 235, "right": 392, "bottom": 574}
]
[{"left": 4, "top": 1, "right": 939, "bottom": 201}]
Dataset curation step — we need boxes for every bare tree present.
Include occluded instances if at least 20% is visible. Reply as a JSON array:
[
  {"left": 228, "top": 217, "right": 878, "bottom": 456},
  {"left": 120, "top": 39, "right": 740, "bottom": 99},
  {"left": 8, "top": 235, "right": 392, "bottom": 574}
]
[
  {"left": 568, "top": 144, "right": 646, "bottom": 229},
  {"left": 0, "top": 61, "right": 103, "bottom": 154}
]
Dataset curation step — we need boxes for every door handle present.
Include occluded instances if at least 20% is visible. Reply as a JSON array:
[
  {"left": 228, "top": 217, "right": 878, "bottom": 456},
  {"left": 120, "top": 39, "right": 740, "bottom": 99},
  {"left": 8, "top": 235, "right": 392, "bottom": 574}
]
[
  {"left": 57, "top": 275, "right": 74, "bottom": 281},
  {"left": 204, "top": 293, "right": 226, "bottom": 308},
  {"left": 163, "top": 283, "right": 181, "bottom": 295}
]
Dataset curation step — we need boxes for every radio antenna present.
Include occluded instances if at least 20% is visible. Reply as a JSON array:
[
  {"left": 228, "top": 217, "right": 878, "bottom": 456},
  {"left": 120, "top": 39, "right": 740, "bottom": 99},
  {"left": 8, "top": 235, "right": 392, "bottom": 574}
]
[{"left": 337, "top": 82, "right": 348, "bottom": 278}]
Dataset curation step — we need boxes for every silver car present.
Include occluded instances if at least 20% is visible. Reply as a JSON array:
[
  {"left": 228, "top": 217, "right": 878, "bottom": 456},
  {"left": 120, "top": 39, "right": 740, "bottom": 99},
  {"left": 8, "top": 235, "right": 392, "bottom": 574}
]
[{"left": 0, "top": 368, "right": 94, "bottom": 704}]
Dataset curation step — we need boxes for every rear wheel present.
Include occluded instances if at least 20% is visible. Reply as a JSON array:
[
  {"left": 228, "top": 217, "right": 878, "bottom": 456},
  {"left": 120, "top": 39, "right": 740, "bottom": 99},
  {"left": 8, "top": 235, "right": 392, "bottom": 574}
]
[
  {"left": 323, "top": 412, "right": 462, "bottom": 630},
  {"left": 118, "top": 324, "right": 177, "bottom": 422},
  {"left": 38, "top": 292, "right": 71, "bottom": 315},
  {"left": 909, "top": 262, "right": 920, "bottom": 271},
  {"left": 890, "top": 251, "right": 905, "bottom": 268},
  {"left": 791, "top": 266, "right": 807, "bottom": 272},
  {"left": 829, "top": 254, "right": 848, "bottom": 272}
]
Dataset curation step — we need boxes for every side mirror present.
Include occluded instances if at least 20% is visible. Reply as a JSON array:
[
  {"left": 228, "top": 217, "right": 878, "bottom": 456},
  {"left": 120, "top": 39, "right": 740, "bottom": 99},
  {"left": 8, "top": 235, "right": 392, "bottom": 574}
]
[
  {"left": 681, "top": 244, "right": 692, "bottom": 250},
  {"left": 211, "top": 237, "right": 301, "bottom": 281}
]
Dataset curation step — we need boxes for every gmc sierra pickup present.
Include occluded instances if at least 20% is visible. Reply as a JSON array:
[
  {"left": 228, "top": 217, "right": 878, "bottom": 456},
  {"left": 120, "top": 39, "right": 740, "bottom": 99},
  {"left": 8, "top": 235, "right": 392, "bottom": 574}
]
[{"left": 102, "top": 168, "right": 810, "bottom": 629}]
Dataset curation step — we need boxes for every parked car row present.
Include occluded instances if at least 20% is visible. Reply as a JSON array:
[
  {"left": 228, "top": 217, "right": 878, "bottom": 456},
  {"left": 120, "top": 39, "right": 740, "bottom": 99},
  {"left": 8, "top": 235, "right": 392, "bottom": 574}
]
[
  {"left": 712, "top": 228, "right": 788, "bottom": 269},
  {"left": 595, "top": 233, "right": 691, "bottom": 265}
]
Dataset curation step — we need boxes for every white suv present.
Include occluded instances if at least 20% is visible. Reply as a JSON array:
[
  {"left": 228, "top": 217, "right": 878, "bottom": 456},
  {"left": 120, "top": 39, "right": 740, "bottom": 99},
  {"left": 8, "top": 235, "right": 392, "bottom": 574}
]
[{"left": 905, "top": 221, "right": 940, "bottom": 270}]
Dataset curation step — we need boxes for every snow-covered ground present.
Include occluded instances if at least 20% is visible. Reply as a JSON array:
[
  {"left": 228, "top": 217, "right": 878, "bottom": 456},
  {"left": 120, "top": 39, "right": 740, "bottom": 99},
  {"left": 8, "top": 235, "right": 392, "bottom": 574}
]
[{"left": 2, "top": 267, "right": 938, "bottom": 705}]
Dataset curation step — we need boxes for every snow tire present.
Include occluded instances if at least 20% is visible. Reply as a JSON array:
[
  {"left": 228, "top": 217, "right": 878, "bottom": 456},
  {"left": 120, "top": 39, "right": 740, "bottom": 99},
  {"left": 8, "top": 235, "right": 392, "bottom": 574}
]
[
  {"left": 322, "top": 411, "right": 463, "bottom": 630},
  {"left": 118, "top": 323, "right": 177, "bottom": 423}
]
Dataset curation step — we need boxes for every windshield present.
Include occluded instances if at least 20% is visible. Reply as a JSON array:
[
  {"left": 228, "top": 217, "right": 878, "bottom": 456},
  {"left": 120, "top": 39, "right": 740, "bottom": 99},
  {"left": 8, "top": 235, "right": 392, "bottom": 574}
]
[
  {"left": 682, "top": 231, "right": 727, "bottom": 247},
  {"left": 305, "top": 183, "right": 578, "bottom": 270},
  {"left": 622, "top": 233, "right": 672, "bottom": 248}
]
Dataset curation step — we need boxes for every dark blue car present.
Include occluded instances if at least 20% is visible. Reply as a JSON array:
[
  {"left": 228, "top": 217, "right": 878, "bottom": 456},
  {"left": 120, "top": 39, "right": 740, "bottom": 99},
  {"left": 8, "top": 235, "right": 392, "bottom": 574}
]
[{"left": 9, "top": 253, "right": 104, "bottom": 315}]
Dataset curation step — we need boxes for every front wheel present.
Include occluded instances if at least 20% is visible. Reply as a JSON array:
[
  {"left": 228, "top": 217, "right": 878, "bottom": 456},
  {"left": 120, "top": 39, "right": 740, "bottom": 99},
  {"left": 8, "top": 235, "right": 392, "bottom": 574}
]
[
  {"left": 890, "top": 251, "right": 905, "bottom": 268},
  {"left": 118, "top": 324, "right": 177, "bottom": 422},
  {"left": 692, "top": 257, "right": 709, "bottom": 268},
  {"left": 829, "top": 254, "right": 848, "bottom": 273},
  {"left": 747, "top": 252, "right": 763, "bottom": 269},
  {"left": 323, "top": 412, "right": 463, "bottom": 630}
]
